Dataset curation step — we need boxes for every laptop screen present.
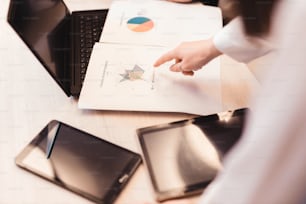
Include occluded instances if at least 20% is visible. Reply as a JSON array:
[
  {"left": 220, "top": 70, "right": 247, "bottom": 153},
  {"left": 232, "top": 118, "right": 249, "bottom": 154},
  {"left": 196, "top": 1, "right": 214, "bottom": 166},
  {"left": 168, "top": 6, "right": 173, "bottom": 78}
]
[{"left": 7, "top": 0, "right": 71, "bottom": 96}]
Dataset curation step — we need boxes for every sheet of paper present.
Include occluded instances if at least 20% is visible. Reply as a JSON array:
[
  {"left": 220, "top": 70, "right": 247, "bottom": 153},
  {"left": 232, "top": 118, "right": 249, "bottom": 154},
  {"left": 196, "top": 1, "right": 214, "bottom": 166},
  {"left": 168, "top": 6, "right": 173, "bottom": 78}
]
[
  {"left": 78, "top": 43, "right": 222, "bottom": 115},
  {"left": 99, "top": 0, "right": 222, "bottom": 46}
]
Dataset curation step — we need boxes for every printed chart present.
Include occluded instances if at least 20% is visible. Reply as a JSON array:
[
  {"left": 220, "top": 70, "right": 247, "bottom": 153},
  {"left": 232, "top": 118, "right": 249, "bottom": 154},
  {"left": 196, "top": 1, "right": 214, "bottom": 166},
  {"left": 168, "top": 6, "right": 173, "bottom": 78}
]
[
  {"left": 100, "top": 61, "right": 155, "bottom": 95},
  {"left": 99, "top": 0, "right": 222, "bottom": 46},
  {"left": 79, "top": 43, "right": 222, "bottom": 115},
  {"left": 127, "top": 17, "right": 154, "bottom": 32}
]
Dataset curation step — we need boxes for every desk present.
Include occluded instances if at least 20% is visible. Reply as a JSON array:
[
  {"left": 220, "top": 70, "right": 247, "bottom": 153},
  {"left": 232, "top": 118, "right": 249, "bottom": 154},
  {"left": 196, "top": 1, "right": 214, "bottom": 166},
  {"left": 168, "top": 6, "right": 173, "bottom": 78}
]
[{"left": 0, "top": 0, "right": 259, "bottom": 203}]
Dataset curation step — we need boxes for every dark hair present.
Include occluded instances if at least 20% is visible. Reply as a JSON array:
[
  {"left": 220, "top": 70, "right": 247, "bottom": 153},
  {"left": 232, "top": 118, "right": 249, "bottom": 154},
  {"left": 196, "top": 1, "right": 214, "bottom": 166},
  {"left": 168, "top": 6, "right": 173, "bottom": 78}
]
[{"left": 238, "top": 0, "right": 278, "bottom": 36}]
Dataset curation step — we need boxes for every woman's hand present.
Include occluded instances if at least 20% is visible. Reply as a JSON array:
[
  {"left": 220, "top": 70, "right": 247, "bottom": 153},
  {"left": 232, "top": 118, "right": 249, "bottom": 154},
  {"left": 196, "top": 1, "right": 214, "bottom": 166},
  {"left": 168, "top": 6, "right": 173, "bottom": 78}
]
[{"left": 154, "top": 38, "right": 222, "bottom": 76}]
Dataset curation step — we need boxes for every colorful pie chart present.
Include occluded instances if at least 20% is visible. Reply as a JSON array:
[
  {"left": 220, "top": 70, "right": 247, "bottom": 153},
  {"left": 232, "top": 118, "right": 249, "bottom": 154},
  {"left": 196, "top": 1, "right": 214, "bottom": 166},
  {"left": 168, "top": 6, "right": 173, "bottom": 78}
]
[{"left": 127, "top": 17, "right": 154, "bottom": 32}]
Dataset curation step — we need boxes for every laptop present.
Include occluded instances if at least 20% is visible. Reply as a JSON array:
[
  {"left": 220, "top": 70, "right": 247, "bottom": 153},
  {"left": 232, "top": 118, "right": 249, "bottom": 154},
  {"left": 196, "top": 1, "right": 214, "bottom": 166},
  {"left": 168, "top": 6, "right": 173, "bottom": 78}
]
[{"left": 7, "top": 0, "right": 108, "bottom": 96}]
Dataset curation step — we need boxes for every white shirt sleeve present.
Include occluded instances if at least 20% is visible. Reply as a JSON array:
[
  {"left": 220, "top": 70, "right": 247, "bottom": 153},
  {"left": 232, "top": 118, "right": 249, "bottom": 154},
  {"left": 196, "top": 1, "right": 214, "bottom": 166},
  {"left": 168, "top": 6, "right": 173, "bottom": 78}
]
[
  {"left": 199, "top": 3, "right": 306, "bottom": 204},
  {"left": 213, "top": 17, "right": 274, "bottom": 63}
]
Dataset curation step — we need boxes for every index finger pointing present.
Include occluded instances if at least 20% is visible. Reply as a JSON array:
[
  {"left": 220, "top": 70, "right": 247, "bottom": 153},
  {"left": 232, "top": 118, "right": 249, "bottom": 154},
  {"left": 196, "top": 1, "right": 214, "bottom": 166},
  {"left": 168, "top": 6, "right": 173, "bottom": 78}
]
[{"left": 153, "top": 51, "right": 175, "bottom": 67}]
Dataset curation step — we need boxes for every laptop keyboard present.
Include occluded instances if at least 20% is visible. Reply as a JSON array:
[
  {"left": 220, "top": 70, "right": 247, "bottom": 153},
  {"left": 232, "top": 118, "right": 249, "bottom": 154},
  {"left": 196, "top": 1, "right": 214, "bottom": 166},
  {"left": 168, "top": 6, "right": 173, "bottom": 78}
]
[
  {"left": 71, "top": 10, "right": 108, "bottom": 96},
  {"left": 78, "top": 14, "right": 104, "bottom": 83}
]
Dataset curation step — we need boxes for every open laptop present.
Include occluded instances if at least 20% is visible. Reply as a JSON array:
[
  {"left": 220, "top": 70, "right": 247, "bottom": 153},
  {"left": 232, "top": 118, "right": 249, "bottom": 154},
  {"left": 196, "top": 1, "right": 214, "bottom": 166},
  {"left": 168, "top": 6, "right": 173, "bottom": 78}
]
[{"left": 7, "top": 0, "right": 108, "bottom": 96}]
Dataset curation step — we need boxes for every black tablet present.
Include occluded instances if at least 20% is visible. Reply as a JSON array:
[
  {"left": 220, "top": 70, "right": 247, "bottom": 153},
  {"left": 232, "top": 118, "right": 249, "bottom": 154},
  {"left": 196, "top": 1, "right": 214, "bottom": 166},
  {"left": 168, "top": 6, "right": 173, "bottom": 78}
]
[
  {"left": 137, "top": 108, "right": 248, "bottom": 201},
  {"left": 15, "top": 120, "right": 141, "bottom": 204}
]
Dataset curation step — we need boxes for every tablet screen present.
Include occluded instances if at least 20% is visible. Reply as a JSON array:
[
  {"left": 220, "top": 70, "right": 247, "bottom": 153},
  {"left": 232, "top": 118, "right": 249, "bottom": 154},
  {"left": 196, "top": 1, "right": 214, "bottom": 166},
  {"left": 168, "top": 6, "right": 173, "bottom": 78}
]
[
  {"left": 16, "top": 120, "right": 141, "bottom": 203},
  {"left": 137, "top": 109, "right": 247, "bottom": 201}
]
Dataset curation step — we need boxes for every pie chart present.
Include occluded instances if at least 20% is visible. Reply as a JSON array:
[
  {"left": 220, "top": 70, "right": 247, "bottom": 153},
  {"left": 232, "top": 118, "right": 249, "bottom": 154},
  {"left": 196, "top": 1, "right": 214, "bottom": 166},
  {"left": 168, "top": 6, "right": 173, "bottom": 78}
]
[{"left": 127, "top": 17, "right": 154, "bottom": 32}]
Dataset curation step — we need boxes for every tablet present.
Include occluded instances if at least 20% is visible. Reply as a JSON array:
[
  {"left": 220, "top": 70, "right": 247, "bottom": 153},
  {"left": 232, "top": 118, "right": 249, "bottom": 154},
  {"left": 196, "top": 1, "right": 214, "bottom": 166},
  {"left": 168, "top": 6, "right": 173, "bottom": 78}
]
[
  {"left": 137, "top": 108, "right": 248, "bottom": 201},
  {"left": 15, "top": 120, "right": 141, "bottom": 204}
]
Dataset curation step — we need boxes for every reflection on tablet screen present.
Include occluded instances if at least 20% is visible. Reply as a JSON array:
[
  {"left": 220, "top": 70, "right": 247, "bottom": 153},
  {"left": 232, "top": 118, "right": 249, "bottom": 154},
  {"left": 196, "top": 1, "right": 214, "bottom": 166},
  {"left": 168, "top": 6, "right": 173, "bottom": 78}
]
[
  {"left": 16, "top": 121, "right": 141, "bottom": 203},
  {"left": 143, "top": 124, "right": 222, "bottom": 192},
  {"left": 138, "top": 108, "right": 247, "bottom": 201}
]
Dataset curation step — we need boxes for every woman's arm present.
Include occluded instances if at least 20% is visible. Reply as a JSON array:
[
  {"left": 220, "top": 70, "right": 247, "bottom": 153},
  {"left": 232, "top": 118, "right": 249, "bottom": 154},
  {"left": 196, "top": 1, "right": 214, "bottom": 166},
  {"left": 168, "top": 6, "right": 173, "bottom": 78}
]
[{"left": 213, "top": 17, "right": 274, "bottom": 63}]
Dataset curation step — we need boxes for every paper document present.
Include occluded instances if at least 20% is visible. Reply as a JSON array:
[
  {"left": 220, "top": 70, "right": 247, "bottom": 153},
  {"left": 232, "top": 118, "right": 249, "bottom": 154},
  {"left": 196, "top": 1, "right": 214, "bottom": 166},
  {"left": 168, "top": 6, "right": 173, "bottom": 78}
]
[
  {"left": 99, "top": 0, "right": 222, "bottom": 46},
  {"left": 78, "top": 43, "right": 222, "bottom": 115},
  {"left": 78, "top": 0, "right": 223, "bottom": 115}
]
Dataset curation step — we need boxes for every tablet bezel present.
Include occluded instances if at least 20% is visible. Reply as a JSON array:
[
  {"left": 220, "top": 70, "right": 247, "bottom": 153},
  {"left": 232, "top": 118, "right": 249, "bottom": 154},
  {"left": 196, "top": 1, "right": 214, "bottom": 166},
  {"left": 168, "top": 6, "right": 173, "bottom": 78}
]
[
  {"left": 15, "top": 120, "right": 142, "bottom": 204},
  {"left": 137, "top": 108, "right": 247, "bottom": 201}
]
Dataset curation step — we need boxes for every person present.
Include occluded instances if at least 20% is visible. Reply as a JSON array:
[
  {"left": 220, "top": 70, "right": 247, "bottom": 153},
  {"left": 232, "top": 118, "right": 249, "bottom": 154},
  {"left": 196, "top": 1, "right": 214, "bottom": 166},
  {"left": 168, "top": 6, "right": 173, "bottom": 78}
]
[{"left": 152, "top": 0, "right": 306, "bottom": 203}]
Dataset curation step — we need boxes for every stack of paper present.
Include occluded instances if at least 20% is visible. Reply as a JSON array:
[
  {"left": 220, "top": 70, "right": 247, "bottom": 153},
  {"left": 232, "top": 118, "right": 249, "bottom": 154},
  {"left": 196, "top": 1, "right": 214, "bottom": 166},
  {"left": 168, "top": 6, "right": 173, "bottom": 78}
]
[{"left": 78, "top": 0, "right": 223, "bottom": 115}]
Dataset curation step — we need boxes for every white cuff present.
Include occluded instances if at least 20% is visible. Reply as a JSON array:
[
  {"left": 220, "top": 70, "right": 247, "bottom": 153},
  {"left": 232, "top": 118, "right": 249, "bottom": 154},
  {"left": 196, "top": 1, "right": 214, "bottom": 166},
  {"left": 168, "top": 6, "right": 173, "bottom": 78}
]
[{"left": 213, "top": 17, "right": 273, "bottom": 63}]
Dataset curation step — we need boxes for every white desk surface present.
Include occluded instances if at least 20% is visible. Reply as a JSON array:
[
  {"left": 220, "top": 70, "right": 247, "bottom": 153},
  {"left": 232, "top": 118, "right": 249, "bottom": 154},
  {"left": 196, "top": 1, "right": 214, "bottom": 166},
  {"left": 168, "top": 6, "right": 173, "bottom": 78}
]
[{"left": 0, "top": 0, "right": 259, "bottom": 203}]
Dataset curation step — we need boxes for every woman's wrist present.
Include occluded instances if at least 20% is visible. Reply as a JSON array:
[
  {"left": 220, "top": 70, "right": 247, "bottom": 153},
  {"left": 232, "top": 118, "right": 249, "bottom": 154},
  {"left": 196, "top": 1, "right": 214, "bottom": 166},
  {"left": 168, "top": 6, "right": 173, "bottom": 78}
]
[{"left": 205, "top": 38, "right": 223, "bottom": 60}]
